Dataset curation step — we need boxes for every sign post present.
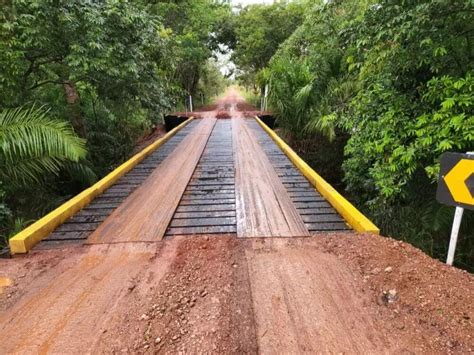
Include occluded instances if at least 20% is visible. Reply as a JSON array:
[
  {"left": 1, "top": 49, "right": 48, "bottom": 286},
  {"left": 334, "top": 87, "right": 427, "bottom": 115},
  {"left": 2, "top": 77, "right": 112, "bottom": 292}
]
[
  {"left": 446, "top": 207, "right": 464, "bottom": 265},
  {"left": 436, "top": 152, "right": 474, "bottom": 265},
  {"left": 263, "top": 84, "right": 269, "bottom": 111}
]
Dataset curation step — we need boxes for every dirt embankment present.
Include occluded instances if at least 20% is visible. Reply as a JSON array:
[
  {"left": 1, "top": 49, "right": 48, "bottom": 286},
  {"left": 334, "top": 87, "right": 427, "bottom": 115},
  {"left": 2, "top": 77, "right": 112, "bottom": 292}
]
[{"left": 319, "top": 232, "right": 474, "bottom": 353}]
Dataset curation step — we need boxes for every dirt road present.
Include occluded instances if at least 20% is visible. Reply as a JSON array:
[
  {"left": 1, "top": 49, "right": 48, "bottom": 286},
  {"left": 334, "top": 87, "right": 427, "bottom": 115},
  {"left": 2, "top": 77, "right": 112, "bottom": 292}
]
[
  {"left": 1, "top": 88, "right": 473, "bottom": 353},
  {"left": 1, "top": 234, "right": 473, "bottom": 353}
]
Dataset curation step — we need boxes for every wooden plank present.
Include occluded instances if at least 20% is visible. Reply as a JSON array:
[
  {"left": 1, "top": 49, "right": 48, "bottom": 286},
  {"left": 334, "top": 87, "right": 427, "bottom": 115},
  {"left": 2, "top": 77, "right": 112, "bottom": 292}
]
[
  {"left": 280, "top": 177, "right": 308, "bottom": 183},
  {"left": 277, "top": 171, "right": 303, "bottom": 177},
  {"left": 294, "top": 201, "right": 332, "bottom": 209},
  {"left": 297, "top": 207, "right": 337, "bottom": 215},
  {"left": 183, "top": 190, "right": 234, "bottom": 196},
  {"left": 179, "top": 198, "right": 235, "bottom": 206},
  {"left": 306, "top": 222, "right": 349, "bottom": 231},
  {"left": 288, "top": 191, "right": 322, "bottom": 198},
  {"left": 67, "top": 215, "right": 108, "bottom": 223},
  {"left": 193, "top": 177, "right": 234, "bottom": 183},
  {"left": 186, "top": 184, "right": 234, "bottom": 190},
  {"left": 286, "top": 187, "right": 316, "bottom": 192},
  {"left": 173, "top": 211, "right": 236, "bottom": 219},
  {"left": 233, "top": 119, "right": 310, "bottom": 238},
  {"left": 93, "top": 197, "right": 126, "bottom": 204},
  {"left": 87, "top": 118, "right": 216, "bottom": 243},
  {"left": 176, "top": 204, "right": 235, "bottom": 213},
  {"left": 187, "top": 180, "right": 234, "bottom": 186},
  {"left": 9, "top": 118, "right": 194, "bottom": 254},
  {"left": 78, "top": 208, "right": 115, "bottom": 216},
  {"left": 47, "top": 231, "right": 91, "bottom": 240},
  {"left": 56, "top": 222, "right": 101, "bottom": 232},
  {"left": 194, "top": 168, "right": 234, "bottom": 173},
  {"left": 82, "top": 202, "right": 121, "bottom": 209},
  {"left": 195, "top": 173, "right": 235, "bottom": 178},
  {"left": 255, "top": 116, "right": 378, "bottom": 233},
  {"left": 112, "top": 181, "right": 142, "bottom": 186},
  {"left": 282, "top": 182, "right": 313, "bottom": 188},
  {"left": 290, "top": 196, "right": 326, "bottom": 202},
  {"left": 181, "top": 194, "right": 235, "bottom": 200},
  {"left": 301, "top": 214, "right": 345, "bottom": 223},
  {"left": 101, "top": 190, "right": 131, "bottom": 197},
  {"left": 169, "top": 217, "right": 236, "bottom": 227},
  {"left": 102, "top": 186, "right": 136, "bottom": 193},
  {"left": 34, "top": 239, "right": 83, "bottom": 249},
  {"left": 166, "top": 225, "right": 236, "bottom": 235}
]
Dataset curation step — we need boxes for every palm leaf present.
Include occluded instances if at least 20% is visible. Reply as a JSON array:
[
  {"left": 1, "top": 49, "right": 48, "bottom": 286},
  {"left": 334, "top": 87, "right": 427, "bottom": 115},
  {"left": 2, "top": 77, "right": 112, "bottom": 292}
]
[
  {"left": 62, "top": 160, "right": 97, "bottom": 185},
  {"left": 0, "top": 106, "right": 86, "bottom": 162},
  {"left": 2, "top": 156, "right": 64, "bottom": 185},
  {"left": 0, "top": 106, "right": 88, "bottom": 185}
]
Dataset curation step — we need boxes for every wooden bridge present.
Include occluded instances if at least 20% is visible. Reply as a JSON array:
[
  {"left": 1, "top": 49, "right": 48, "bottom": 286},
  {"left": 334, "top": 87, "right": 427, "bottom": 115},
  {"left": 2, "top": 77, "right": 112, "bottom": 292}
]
[{"left": 9, "top": 112, "right": 378, "bottom": 253}]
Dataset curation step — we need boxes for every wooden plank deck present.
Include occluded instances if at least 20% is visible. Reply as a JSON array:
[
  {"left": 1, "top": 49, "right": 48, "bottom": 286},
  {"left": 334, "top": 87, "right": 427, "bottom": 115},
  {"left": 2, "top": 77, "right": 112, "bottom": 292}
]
[
  {"left": 39, "top": 121, "right": 199, "bottom": 247},
  {"left": 233, "top": 118, "right": 310, "bottom": 237},
  {"left": 87, "top": 118, "right": 216, "bottom": 243},
  {"left": 36, "top": 115, "right": 350, "bottom": 250},
  {"left": 165, "top": 120, "right": 236, "bottom": 236}
]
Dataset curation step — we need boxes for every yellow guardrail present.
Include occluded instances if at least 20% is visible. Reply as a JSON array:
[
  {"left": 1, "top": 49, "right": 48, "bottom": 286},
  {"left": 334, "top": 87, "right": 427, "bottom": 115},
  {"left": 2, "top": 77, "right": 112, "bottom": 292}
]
[
  {"left": 9, "top": 117, "right": 195, "bottom": 254},
  {"left": 255, "top": 116, "right": 379, "bottom": 234}
]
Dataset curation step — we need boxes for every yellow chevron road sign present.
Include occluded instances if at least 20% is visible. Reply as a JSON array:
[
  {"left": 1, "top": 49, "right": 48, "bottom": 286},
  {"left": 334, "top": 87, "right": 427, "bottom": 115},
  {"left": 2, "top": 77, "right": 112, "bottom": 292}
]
[{"left": 437, "top": 152, "right": 474, "bottom": 210}]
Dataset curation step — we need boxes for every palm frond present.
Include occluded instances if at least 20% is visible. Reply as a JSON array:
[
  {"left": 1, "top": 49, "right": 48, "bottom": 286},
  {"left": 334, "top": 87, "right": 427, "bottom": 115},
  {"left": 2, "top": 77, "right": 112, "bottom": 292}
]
[
  {"left": 62, "top": 160, "right": 97, "bottom": 185},
  {"left": 1, "top": 156, "right": 64, "bottom": 185},
  {"left": 0, "top": 106, "right": 87, "bottom": 163},
  {"left": 0, "top": 106, "right": 88, "bottom": 185},
  {"left": 305, "top": 113, "right": 337, "bottom": 142}
]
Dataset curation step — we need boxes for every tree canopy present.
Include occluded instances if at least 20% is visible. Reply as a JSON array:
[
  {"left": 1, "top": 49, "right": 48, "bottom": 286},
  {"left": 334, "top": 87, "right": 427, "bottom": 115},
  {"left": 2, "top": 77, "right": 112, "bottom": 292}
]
[{"left": 227, "top": 1, "right": 306, "bottom": 85}]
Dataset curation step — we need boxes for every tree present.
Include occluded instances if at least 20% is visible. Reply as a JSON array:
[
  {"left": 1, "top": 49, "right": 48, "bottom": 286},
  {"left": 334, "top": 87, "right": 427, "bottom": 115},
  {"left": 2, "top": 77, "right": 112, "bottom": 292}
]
[
  {"left": 144, "top": 0, "right": 233, "bottom": 99},
  {"left": 0, "top": 1, "right": 172, "bottom": 171},
  {"left": 342, "top": 0, "right": 474, "bottom": 203},
  {"left": 0, "top": 1, "right": 233, "bottom": 245},
  {"left": 230, "top": 1, "right": 306, "bottom": 85}
]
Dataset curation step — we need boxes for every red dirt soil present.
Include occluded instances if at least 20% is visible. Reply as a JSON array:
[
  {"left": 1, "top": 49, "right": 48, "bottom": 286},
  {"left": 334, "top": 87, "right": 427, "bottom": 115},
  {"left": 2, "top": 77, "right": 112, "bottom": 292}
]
[
  {"left": 215, "top": 110, "right": 231, "bottom": 119},
  {"left": 134, "top": 124, "right": 167, "bottom": 154},
  {"left": 1, "top": 235, "right": 473, "bottom": 353},
  {"left": 318, "top": 232, "right": 474, "bottom": 353},
  {"left": 170, "top": 87, "right": 267, "bottom": 119}
]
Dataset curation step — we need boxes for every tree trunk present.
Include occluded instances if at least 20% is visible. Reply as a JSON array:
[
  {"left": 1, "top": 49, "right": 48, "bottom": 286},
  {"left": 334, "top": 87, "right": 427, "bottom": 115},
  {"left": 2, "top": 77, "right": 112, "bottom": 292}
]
[{"left": 63, "top": 80, "right": 86, "bottom": 137}]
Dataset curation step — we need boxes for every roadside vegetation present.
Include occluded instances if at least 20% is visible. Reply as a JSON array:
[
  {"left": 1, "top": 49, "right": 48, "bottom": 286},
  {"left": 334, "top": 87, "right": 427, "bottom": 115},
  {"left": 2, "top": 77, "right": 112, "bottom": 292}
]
[
  {"left": 0, "top": 1, "right": 230, "bottom": 244},
  {"left": 229, "top": 0, "right": 474, "bottom": 270}
]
